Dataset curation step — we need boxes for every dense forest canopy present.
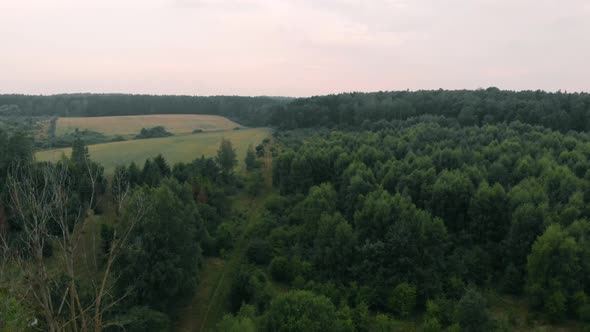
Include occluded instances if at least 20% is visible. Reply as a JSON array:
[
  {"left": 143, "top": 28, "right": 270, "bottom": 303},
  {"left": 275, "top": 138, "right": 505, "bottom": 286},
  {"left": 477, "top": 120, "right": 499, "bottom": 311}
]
[
  {"left": 2, "top": 88, "right": 590, "bottom": 331},
  {"left": 270, "top": 88, "right": 590, "bottom": 133}
]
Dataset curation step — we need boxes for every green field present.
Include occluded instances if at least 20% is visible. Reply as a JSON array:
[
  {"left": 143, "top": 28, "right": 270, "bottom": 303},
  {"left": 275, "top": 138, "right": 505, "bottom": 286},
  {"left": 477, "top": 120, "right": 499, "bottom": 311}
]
[
  {"left": 37, "top": 128, "right": 271, "bottom": 174},
  {"left": 55, "top": 114, "right": 241, "bottom": 136}
]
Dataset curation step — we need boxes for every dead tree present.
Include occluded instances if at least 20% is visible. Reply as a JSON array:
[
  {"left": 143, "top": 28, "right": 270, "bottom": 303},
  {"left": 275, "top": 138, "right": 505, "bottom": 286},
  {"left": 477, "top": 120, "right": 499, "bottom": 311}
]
[{"left": 1, "top": 157, "right": 146, "bottom": 332}]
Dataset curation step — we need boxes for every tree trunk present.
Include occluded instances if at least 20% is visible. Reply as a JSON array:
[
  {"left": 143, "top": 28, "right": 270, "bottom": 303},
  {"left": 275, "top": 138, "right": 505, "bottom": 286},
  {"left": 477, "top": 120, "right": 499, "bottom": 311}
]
[{"left": 0, "top": 204, "right": 7, "bottom": 236}]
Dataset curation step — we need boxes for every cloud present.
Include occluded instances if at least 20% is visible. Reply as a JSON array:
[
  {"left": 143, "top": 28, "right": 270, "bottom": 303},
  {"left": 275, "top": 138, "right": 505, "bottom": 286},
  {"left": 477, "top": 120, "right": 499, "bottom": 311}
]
[
  {"left": 174, "top": 0, "right": 259, "bottom": 9},
  {"left": 0, "top": 0, "right": 589, "bottom": 95}
]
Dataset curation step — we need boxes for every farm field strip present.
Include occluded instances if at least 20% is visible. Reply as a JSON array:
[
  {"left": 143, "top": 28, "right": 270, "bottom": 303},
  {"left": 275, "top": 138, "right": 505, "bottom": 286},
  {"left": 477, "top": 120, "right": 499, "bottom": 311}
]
[
  {"left": 36, "top": 128, "right": 271, "bottom": 174},
  {"left": 55, "top": 114, "right": 241, "bottom": 136}
]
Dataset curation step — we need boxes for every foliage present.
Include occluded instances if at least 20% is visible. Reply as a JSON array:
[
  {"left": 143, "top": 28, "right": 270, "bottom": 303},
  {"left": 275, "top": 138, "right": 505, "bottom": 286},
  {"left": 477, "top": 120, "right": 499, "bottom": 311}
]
[
  {"left": 135, "top": 126, "right": 173, "bottom": 139},
  {"left": 216, "top": 138, "right": 238, "bottom": 175},
  {"left": 215, "top": 305, "right": 257, "bottom": 332},
  {"left": 0, "top": 290, "right": 32, "bottom": 332},
  {"left": 116, "top": 306, "right": 170, "bottom": 332},
  {"left": 269, "top": 89, "right": 590, "bottom": 133},
  {"left": 388, "top": 282, "right": 417, "bottom": 318},
  {"left": 245, "top": 144, "right": 259, "bottom": 171},
  {"left": 263, "top": 291, "right": 346, "bottom": 332},
  {"left": 270, "top": 256, "right": 295, "bottom": 283},
  {"left": 455, "top": 288, "right": 493, "bottom": 332},
  {"left": 526, "top": 222, "right": 590, "bottom": 321},
  {"left": 114, "top": 181, "right": 203, "bottom": 311}
]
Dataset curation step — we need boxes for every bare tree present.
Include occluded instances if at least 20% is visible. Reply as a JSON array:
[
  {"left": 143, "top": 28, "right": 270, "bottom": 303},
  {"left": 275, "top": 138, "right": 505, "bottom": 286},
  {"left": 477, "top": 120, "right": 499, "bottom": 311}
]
[
  {"left": 0, "top": 157, "right": 146, "bottom": 332},
  {"left": 111, "top": 166, "right": 130, "bottom": 216}
]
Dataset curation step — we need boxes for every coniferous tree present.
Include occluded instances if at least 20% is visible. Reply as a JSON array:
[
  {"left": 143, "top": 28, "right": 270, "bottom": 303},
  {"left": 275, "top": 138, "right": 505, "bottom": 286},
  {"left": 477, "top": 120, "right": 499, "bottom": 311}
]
[{"left": 216, "top": 138, "right": 238, "bottom": 175}]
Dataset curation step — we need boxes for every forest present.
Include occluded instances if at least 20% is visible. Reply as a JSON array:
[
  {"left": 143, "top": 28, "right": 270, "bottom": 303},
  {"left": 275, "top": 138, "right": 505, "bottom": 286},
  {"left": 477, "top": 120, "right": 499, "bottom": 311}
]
[
  {"left": 1, "top": 89, "right": 590, "bottom": 331},
  {"left": 0, "top": 94, "right": 286, "bottom": 127}
]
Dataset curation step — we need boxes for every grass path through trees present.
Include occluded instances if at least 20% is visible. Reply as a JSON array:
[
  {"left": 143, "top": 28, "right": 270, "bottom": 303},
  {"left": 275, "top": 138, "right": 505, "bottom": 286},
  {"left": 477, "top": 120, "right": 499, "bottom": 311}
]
[{"left": 176, "top": 144, "right": 274, "bottom": 331}]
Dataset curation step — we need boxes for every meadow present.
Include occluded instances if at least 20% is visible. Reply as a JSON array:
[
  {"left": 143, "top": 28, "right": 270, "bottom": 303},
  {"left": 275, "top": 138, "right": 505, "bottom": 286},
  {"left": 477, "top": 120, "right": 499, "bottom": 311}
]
[
  {"left": 55, "top": 114, "right": 241, "bottom": 136},
  {"left": 37, "top": 128, "right": 271, "bottom": 174}
]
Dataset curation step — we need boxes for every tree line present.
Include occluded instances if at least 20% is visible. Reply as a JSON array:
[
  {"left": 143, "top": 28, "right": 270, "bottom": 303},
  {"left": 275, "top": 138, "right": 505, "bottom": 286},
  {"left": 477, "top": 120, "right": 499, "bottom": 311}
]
[
  {"left": 269, "top": 88, "right": 590, "bottom": 133},
  {"left": 0, "top": 94, "right": 288, "bottom": 127}
]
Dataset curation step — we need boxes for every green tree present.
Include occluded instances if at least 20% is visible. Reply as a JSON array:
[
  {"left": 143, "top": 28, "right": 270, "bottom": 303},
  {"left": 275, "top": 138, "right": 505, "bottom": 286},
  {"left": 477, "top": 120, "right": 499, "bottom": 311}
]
[
  {"left": 216, "top": 305, "right": 257, "bottom": 332},
  {"left": 526, "top": 224, "right": 579, "bottom": 321},
  {"left": 117, "top": 306, "right": 170, "bottom": 332},
  {"left": 468, "top": 181, "right": 509, "bottom": 245},
  {"left": 141, "top": 159, "right": 161, "bottom": 187},
  {"left": 430, "top": 170, "right": 474, "bottom": 233},
  {"left": 388, "top": 282, "right": 417, "bottom": 318},
  {"left": 71, "top": 136, "right": 89, "bottom": 167},
  {"left": 216, "top": 138, "right": 238, "bottom": 175},
  {"left": 245, "top": 144, "right": 258, "bottom": 171},
  {"left": 455, "top": 287, "right": 492, "bottom": 332},
  {"left": 270, "top": 256, "right": 295, "bottom": 283},
  {"left": 153, "top": 154, "right": 171, "bottom": 177},
  {"left": 503, "top": 203, "right": 545, "bottom": 294},
  {"left": 373, "top": 314, "right": 396, "bottom": 332},
  {"left": 312, "top": 213, "right": 356, "bottom": 279},
  {"left": 246, "top": 239, "right": 271, "bottom": 265},
  {"left": 127, "top": 161, "right": 142, "bottom": 187},
  {"left": 114, "top": 182, "right": 203, "bottom": 311},
  {"left": 263, "top": 291, "right": 342, "bottom": 332},
  {"left": 67, "top": 137, "right": 106, "bottom": 207},
  {"left": 245, "top": 170, "right": 265, "bottom": 196}
]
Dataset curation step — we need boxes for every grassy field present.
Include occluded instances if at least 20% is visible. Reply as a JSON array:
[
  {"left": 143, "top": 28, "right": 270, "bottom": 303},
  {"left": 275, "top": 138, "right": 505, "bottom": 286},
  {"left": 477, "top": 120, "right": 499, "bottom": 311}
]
[
  {"left": 36, "top": 128, "right": 271, "bottom": 174},
  {"left": 55, "top": 114, "right": 241, "bottom": 136}
]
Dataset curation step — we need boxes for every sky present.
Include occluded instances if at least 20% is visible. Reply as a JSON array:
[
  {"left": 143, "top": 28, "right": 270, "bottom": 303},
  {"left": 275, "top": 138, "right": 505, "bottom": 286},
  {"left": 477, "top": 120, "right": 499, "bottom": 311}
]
[{"left": 0, "top": 0, "right": 589, "bottom": 96}]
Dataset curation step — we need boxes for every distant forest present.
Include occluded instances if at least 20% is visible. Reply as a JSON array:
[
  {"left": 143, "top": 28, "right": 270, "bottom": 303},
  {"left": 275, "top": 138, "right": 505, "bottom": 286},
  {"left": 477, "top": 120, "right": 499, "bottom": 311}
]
[
  {"left": 2, "top": 88, "right": 590, "bottom": 132},
  {"left": 0, "top": 94, "right": 287, "bottom": 127}
]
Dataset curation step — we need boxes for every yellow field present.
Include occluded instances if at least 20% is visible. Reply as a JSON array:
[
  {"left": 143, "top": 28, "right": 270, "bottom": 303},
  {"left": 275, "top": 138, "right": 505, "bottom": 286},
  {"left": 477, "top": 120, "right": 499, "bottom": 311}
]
[
  {"left": 55, "top": 114, "right": 241, "bottom": 136},
  {"left": 36, "top": 128, "right": 271, "bottom": 174}
]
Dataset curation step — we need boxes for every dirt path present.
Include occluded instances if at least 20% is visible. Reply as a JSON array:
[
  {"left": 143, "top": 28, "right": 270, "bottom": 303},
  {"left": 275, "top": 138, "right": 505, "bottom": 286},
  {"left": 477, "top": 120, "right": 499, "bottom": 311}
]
[{"left": 176, "top": 258, "right": 226, "bottom": 332}]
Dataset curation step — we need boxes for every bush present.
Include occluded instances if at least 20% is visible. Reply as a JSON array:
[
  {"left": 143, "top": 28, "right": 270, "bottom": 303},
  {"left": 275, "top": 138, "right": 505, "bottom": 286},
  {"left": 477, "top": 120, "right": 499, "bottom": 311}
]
[
  {"left": 421, "top": 317, "right": 442, "bottom": 332},
  {"left": 135, "top": 126, "right": 172, "bottom": 139},
  {"left": 0, "top": 290, "right": 31, "bottom": 331},
  {"left": 118, "top": 306, "right": 170, "bottom": 332},
  {"left": 216, "top": 304, "right": 257, "bottom": 332},
  {"left": 373, "top": 314, "right": 396, "bottom": 332}
]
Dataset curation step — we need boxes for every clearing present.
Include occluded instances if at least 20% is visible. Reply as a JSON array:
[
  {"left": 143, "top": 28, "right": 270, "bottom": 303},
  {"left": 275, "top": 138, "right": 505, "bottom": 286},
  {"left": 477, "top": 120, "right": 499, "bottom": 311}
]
[
  {"left": 55, "top": 114, "right": 241, "bottom": 136},
  {"left": 36, "top": 128, "right": 272, "bottom": 174}
]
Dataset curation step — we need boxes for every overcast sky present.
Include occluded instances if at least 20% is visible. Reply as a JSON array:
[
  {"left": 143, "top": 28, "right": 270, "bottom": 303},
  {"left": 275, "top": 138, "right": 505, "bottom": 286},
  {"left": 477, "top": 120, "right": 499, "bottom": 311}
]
[{"left": 1, "top": 0, "right": 589, "bottom": 96}]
